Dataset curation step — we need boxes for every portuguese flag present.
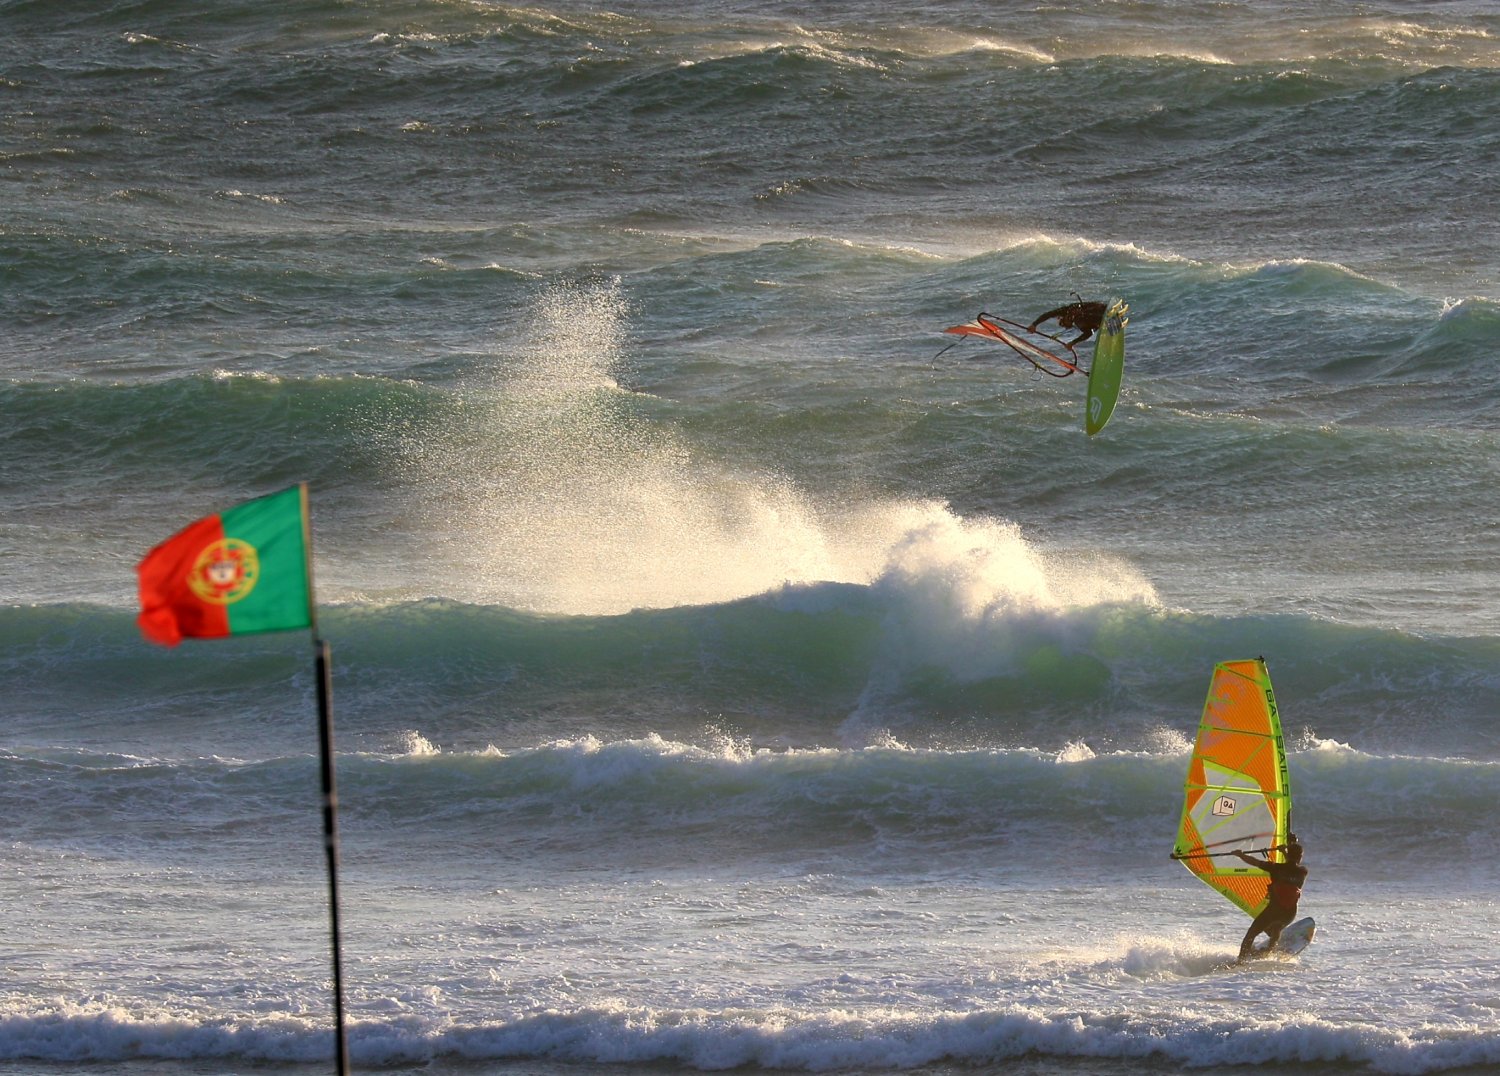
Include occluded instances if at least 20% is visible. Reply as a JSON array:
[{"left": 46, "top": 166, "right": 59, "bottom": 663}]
[{"left": 137, "top": 484, "right": 315, "bottom": 647}]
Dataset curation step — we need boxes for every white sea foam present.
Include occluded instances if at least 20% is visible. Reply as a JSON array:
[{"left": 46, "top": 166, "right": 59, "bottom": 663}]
[
  {"left": 5, "top": 997, "right": 1500, "bottom": 1073},
  {"left": 1054, "top": 740, "right": 1095, "bottom": 763},
  {"left": 394, "top": 729, "right": 439, "bottom": 756}
]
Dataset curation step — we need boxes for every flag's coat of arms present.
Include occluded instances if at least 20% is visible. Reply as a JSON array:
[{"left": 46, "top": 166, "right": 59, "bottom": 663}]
[{"left": 190, "top": 538, "right": 260, "bottom": 604}]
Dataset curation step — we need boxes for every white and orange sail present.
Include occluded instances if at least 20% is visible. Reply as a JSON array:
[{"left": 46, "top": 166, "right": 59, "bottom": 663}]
[
  {"left": 1171, "top": 659, "right": 1292, "bottom": 917},
  {"left": 940, "top": 313, "right": 1083, "bottom": 376}
]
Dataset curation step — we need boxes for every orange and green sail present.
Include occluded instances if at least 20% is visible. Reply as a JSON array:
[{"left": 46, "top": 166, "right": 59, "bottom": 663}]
[
  {"left": 137, "top": 484, "right": 314, "bottom": 647},
  {"left": 1171, "top": 658, "right": 1291, "bottom": 917}
]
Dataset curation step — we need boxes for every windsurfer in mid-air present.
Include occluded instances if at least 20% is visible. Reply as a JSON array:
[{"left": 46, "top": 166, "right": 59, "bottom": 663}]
[
  {"left": 1028, "top": 297, "right": 1108, "bottom": 344},
  {"left": 1233, "top": 836, "right": 1307, "bottom": 961}
]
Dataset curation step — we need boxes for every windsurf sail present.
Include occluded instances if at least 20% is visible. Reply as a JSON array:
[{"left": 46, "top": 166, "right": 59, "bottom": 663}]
[
  {"left": 1171, "top": 658, "right": 1291, "bottom": 917},
  {"left": 939, "top": 313, "right": 1082, "bottom": 377}
]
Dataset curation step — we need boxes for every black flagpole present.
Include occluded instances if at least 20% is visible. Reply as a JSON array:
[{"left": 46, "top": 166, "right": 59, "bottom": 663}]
[
  {"left": 314, "top": 635, "right": 351, "bottom": 1076},
  {"left": 300, "top": 482, "right": 349, "bottom": 1076}
]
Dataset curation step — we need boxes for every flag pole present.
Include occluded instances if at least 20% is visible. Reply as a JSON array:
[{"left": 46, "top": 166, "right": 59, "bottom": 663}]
[
  {"left": 314, "top": 634, "right": 351, "bottom": 1076},
  {"left": 302, "top": 483, "right": 350, "bottom": 1076},
  {"left": 135, "top": 483, "right": 350, "bottom": 1074}
]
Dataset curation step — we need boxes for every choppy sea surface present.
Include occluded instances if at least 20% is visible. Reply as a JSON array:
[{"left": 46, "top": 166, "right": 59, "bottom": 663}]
[{"left": 4, "top": 2, "right": 1500, "bottom": 1074}]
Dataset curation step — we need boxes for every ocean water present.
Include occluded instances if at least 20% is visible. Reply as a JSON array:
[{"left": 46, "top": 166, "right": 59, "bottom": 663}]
[{"left": 4, "top": 1, "right": 1500, "bottom": 1074}]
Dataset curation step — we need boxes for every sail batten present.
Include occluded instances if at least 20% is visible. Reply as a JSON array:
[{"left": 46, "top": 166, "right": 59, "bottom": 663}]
[{"left": 1172, "top": 659, "right": 1291, "bottom": 918}]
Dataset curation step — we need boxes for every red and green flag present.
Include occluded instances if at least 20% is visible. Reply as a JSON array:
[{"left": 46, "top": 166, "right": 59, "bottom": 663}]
[{"left": 137, "top": 484, "right": 315, "bottom": 647}]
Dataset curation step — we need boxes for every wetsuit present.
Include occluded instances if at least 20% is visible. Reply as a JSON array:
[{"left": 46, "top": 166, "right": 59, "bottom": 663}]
[
  {"left": 1028, "top": 301, "right": 1107, "bottom": 343},
  {"left": 1238, "top": 857, "right": 1309, "bottom": 961},
  {"left": 1268, "top": 877, "right": 1302, "bottom": 910}
]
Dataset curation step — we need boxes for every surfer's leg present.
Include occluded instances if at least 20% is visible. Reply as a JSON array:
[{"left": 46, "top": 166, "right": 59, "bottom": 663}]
[
  {"left": 1237, "top": 920, "right": 1264, "bottom": 962},
  {"left": 1238, "top": 907, "right": 1282, "bottom": 961},
  {"left": 1261, "top": 910, "right": 1294, "bottom": 953}
]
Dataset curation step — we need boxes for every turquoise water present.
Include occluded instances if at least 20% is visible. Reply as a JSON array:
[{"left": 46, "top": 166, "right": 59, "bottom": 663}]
[{"left": 4, "top": 2, "right": 1500, "bottom": 1073}]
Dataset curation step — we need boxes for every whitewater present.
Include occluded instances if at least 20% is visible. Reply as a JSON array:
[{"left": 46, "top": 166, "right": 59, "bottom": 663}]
[{"left": 3, "top": 2, "right": 1500, "bottom": 1076}]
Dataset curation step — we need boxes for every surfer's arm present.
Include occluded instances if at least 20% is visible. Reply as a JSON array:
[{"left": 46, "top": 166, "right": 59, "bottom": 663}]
[{"left": 1028, "top": 304, "right": 1070, "bottom": 331}]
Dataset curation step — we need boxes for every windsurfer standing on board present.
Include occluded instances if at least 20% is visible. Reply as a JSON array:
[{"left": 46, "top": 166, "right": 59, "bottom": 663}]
[
  {"left": 1027, "top": 296, "right": 1108, "bottom": 344},
  {"left": 1233, "top": 835, "right": 1307, "bottom": 961}
]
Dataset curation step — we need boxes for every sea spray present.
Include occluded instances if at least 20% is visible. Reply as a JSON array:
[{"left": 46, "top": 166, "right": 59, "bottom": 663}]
[
  {"left": 397, "top": 277, "right": 849, "bottom": 613},
  {"left": 843, "top": 509, "right": 1155, "bottom": 744},
  {"left": 393, "top": 279, "right": 1163, "bottom": 623}
]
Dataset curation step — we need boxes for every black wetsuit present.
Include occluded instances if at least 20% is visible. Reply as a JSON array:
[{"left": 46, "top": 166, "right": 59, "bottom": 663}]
[
  {"left": 1238, "top": 857, "right": 1308, "bottom": 960},
  {"left": 1028, "top": 301, "right": 1107, "bottom": 343}
]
